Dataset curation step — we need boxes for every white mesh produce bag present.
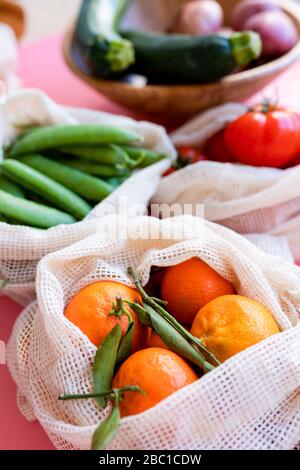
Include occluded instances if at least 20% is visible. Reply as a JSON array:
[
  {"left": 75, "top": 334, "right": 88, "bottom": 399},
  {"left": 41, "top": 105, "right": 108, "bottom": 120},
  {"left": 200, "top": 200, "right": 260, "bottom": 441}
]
[
  {"left": 152, "top": 103, "right": 300, "bottom": 260},
  {"left": 0, "top": 23, "right": 21, "bottom": 92},
  {"left": 0, "top": 89, "right": 174, "bottom": 304},
  {"left": 7, "top": 215, "right": 300, "bottom": 450}
]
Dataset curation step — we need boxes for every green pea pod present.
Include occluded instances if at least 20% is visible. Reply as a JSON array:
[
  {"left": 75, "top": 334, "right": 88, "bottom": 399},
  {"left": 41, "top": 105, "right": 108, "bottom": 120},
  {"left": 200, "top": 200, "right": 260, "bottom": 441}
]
[
  {"left": 10, "top": 124, "right": 143, "bottom": 157},
  {"left": 1, "top": 159, "right": 91, "bottom": 220},
  {"left": 91, "top": 406, "right": 120, "bottom": 450},
  {"left": 0, "top": 213, "right": 31, "bottom": 225},
  {"left": 0, "top": 279, "right": 9, "bottom": 289},
  {"left": 116, "top": 323, "right": 134, "bottom": 368},
  {"left": 126, "top": 301, "right": 152, "bottom": 327},
  {"left": 15, "top": 125, "right": 41, "bottom": 136},
  {"left": 0, "top": 208, "right": 23, "bottom": 225},
  {"left": 0, "top": 189, "right": 75, "bottom": 228},
  {"left": 59, "top": 145, "right": 130, "bottom": 166},
  {"left": 19, "top": 154, "right": 113, "bottom": 202},
  {"left": 26, "top": 192, "right": 49, "bottom": 205},
  {"left": 61, "top": 159, "right": 129, "bottom": 178},
  {"left": 145, "top": 304, "right": 213, "bottom": 372},
  {"left": 93, "top": 324, "right": 122, "bottom": 408},
  {"left": 122, "top": 146, "right": 167, "bottom": 168},
  {"left": 105, "top": 177, "right": 128, "bottom": 189},
  {"left": 0, "top": 175, "right": 25, "bottom": 198}
]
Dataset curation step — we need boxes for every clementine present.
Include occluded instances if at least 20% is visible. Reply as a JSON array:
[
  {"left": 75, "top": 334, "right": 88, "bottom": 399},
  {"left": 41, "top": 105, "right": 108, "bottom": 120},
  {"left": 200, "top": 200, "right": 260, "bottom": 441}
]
[
  {"left": 161, "top": 257, "right": 235, "bottom": 325},
  {"left": 191, "top": 295, "right": 280, "bottom": 362},
  {"left": 145, "top": 268, "right": 166, "bottom": 298},
  {"left": 112, "top": 347, "right": 198, "bottom": 417},
  {"left": 147, "top": 330, "right": 169, "bottom": 350},
  {"left": 65, "top": 281, "right": 147, "bottom": 351},
  {"left": 146, "top": 326, "right": 191, "bottom": 350}
]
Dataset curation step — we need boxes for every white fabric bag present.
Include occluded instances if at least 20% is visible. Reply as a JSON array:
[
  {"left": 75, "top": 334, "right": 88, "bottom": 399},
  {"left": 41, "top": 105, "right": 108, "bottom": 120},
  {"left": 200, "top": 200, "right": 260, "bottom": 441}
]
[
  {"left": 152, "top": 103, "right": 300, "bottom": 260},
  {"left": 0, "top": 89, "right": 175, "bottom": 304},
  {"left": 7, "top": 215, "right": 300, "bottom": 450},
  {"left": 0, "top": 23, "right": 21, "bottom": 92}
]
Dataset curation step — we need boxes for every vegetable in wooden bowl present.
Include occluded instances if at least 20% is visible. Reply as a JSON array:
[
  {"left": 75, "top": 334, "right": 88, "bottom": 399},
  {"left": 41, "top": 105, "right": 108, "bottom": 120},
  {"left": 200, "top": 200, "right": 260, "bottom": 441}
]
[{"left": 62, "top": 0, "right": 300, "bottom": 118}]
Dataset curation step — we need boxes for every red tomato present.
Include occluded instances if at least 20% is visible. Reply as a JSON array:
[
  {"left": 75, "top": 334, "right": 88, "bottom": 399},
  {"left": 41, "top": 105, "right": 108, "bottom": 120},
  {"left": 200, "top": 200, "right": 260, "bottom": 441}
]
[
  {"left": 286, "top": 154, "right": 300, "bottom": 168},
  {"left": 177, "top": 146, "right": 206, "bottom": 164},
  {"left": 163, "top": 167, "right": 177, "bottom": 177},
  {"left": 204, "top": 129, "right": 235, "bottom": 163},
  {"left": 163, "top": 146, "right": 205, "bottom": 177},
  {"left": 224, "top": 105, "right": 300, "bottom": 168}
]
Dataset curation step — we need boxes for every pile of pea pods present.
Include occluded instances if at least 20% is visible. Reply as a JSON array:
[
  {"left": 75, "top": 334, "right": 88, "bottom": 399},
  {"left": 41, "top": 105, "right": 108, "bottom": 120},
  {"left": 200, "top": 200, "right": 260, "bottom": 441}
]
[{"left": 0, "top": 124, "right": 166, "bottom": 228}]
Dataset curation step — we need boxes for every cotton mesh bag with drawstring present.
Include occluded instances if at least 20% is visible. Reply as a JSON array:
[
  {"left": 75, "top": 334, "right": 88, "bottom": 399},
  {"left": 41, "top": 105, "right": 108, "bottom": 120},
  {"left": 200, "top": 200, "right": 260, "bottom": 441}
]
[
  {"left": 6, "top": 215, "right": 300, "bottom": 450},
  {"left": 0, "top": 89, "right": 175, "bottom": 304},
  {"left": 153, "top": 103, "right": 300, "bottom": 260}
]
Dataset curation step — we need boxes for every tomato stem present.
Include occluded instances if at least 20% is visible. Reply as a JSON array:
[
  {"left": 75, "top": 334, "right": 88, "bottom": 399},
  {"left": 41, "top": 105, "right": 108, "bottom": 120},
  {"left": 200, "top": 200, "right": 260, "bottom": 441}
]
[{"left": 249, "top": 97, "right": 278, "bottom": 114}]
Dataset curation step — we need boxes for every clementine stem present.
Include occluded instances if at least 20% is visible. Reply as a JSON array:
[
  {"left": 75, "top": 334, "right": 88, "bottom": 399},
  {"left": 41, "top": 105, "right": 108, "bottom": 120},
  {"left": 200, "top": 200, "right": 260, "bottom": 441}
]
[
  {"left": 109, "top": 296, "right": 133, "bottom": 326},
  {"left": 58, "top": 385, "right": 144, "bottom": 402}
]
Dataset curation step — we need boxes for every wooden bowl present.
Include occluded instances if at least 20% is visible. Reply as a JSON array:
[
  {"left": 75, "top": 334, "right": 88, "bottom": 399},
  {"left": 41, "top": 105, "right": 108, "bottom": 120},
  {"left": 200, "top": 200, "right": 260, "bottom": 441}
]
[
  {"left": 0, "top": 0, "right": 25, "bottom": 39},
  {"left": 63, "top": 0, "right": 300, "bottom": 118}
]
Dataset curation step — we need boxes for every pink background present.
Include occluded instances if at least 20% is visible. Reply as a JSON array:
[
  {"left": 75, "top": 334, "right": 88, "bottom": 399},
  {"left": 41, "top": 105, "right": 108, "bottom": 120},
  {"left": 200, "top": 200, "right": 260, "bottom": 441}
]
[{"left": 0, "top": 34, "right": 300, "bottom": 450}]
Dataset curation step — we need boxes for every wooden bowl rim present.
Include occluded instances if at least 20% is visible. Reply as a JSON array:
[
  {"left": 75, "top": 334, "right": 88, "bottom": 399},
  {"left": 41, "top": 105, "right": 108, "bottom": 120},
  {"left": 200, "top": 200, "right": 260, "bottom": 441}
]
[
  {"left": 0, "top": 0, "right": 25, "bottom": 39},
  {"left": 63, "top": 0, "right": 300, "bottom": 94}
]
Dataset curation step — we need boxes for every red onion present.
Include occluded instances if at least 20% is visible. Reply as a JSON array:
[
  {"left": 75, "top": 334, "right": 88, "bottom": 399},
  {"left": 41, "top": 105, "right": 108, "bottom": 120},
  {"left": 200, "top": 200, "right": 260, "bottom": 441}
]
[
  {"left": 244, "top": 10, "right": 298, "bottom": 57},
  {"left": 172, "top": 0, "right": 224, "bottom": 36},
  {"left": 230, "top": 0, "right": 280, "bottom": 31}
]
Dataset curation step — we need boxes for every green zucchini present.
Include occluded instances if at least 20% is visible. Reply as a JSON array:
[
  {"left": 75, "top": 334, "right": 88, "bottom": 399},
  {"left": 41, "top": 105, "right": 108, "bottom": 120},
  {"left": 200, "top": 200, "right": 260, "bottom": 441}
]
[
  {"left": 74, "top": 0, "right": 134, "bottom": 77},
  {"left": 122, "top": 30, "right": 262, "bottom": 84}
]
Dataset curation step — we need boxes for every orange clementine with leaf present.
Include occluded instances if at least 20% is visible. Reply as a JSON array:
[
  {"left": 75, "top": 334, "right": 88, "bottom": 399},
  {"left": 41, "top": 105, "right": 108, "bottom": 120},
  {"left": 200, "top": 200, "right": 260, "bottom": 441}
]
[
  {"left": 146, "top": 330, "right": 169, "bottom": 350},
  {"left": 161, "top": 257, "right": 235, "bottom": 325},
  {"left": 146, "top": 326, "right": 191, "bottom": 350},
  {"left": 112, "top": 347, "right": 198, "bottom": 417},
  {"left": 191, "top": 295, "right": 280, "bottom": 362},
  {"left": 65, "top": 281, "right": 147, "bottom": 352}
]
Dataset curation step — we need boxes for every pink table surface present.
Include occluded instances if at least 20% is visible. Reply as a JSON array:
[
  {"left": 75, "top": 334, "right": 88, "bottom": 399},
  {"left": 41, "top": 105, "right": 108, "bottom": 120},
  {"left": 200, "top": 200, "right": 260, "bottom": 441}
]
[{"left": 1, "top": 34, "right": 300, "bottom": 450}]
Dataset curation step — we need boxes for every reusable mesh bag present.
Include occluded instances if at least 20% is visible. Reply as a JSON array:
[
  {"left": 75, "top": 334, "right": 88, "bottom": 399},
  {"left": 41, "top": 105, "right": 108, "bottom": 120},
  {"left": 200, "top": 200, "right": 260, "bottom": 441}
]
[
  {"left": 7, "top": 215, "right": 300, "bottom": 450},
  {"left": 0, "top": 89, "right": 174, "bottom": 304},
  {"left": 152, "top": 103, "right": 300, "bottom": 260}
]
